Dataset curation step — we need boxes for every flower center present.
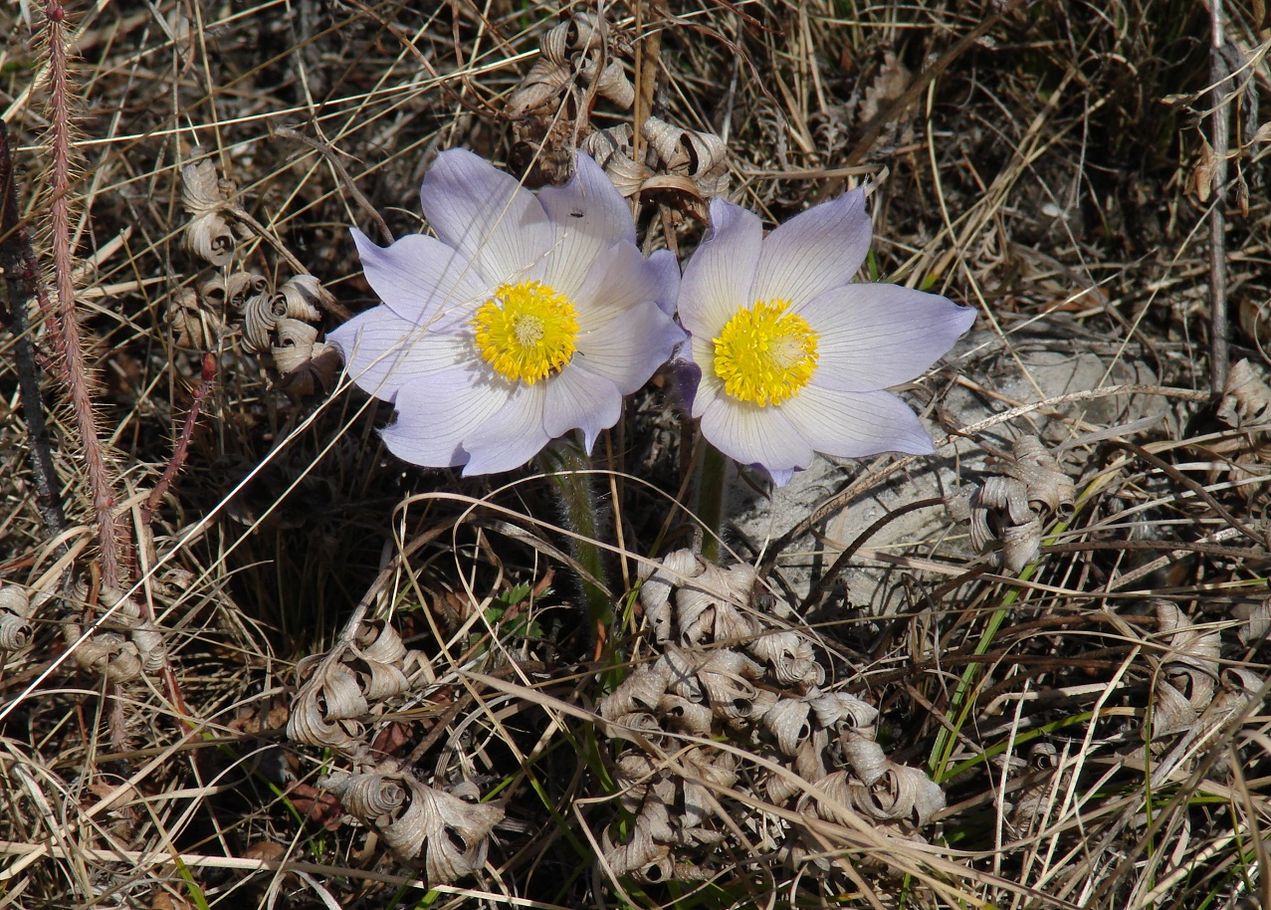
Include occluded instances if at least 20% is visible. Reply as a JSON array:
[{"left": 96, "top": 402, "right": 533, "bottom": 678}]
[
  {"left": 712, "top": 300, "right": 819, "bottom": 407},
  {"left": 472, "top": 280, "right": 580, "bottom": 384}
]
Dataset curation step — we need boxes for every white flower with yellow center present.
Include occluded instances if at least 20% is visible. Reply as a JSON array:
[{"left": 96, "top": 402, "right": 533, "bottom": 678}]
[
  {"left": 678, "top": 193, "right": 976, "bottom": 484},
  {"left": 329, "top": 150, "right": 684, "bottom": 475}
]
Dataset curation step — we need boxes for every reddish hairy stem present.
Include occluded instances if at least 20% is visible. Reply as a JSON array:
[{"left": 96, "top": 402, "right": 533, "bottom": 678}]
[
  {"left": 44, "top": 2, "right": 126, "bottom": 588},
  {"left": 142, "top": 353, "right": 216, "bottom": 528}
]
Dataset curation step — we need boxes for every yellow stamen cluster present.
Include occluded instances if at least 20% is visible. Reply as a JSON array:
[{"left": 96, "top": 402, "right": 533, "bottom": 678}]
[
  {"left": 712, "top": 300, "right": 819, "bottom": 407},
  {"left": 472, "top": 280, "right": 580, "bottom": 384}
]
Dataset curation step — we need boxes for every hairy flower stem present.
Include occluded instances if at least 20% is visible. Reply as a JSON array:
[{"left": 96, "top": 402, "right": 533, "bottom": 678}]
[
  {"left": 43, "top": 2, "right": 126, "bottom": 588},
  {"left": 694, "top": 442, "right": 728, "bottom": 562},
  {"left": 541, "top": 438, "right": 611, "bottom": 651}
]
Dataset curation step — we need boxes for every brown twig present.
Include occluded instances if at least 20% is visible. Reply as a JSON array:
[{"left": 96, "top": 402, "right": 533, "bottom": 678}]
[
  {"left": 43, "top": 1, "right": 126, "bottom": 588},
  {"left": 1208, "top": 0, "right": 1231, "bottom": 395},
  {"left": 0, "top": 121, "right": 67, "bottom": 537}
]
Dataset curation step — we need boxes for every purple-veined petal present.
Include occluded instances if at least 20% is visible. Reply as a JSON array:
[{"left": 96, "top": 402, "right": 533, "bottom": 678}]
[
  {"left": 781, "top": 386, "right": 935, "bottom": 458},
  {"left": 350, "top": 228, "right": 487, "bottom": 332},
  {"left": 538, "top": 154, "right": 637, "bottom": 297},
  {"left": 542, "top": 364, "right": 622, "bottom": 451},
  {"left": 379, "top": 368, "right": 514, "bottom": 468},
  {"left": 800, "top": 284, "right": 976, "bottom": 391},
  {"left": 575, "top": 300, "right": 685, "bottom": 394},
  {"left": 688, "top": 335, "right": 723, "bottom": 419},
  {"left": 751, "top": 189, "right": 872, "bottom": 309},
  {"left": 420, "top": 148, "right": 554, "bottom": 285},
  {"left": 697, "top": 397, "right": 814, "bottom": 475},
  {"left": 460, "top": 384, "right": 552, "bottom": 475},
  {"left": 329, "top": 306, "right": 469, "bottom": 401},
  {"left": 678, "top": 199, "right": 762, "bottom": 337},
  {"left": 574, "top": 243, "right": 679, "bottom": 331}
]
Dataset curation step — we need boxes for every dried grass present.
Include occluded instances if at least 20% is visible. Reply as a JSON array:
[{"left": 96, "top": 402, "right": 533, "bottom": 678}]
[{"left": 1, "top": 1, "right": 1269, "bottom": 908}]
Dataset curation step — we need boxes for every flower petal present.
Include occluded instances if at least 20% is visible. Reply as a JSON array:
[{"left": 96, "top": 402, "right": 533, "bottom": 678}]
[
  {"left": 688, "top": 335, "right": 722, "bottom": 419},
  {"left": 678, "top": 199, "right": 762, "bottom": 337},
  {"left": 751, "top": 189, "right": 872, "bottom": 309},
  {"left": 460, "top": 384, "right": 552, "bottom": 475},
  {"left": 575, "top": 243, "right": 679, "bottom": 330},
  {"left": 380, "top": 369, "right": 514, "bottom": 468},
  {"left": 800, "top": 284, "right": 976, "bottom": 391},
  {"left": 538, "top": 153, "right": 637, "bottom": 296},
  {"left": 543, "top": 365, "right": 622, "bottom": 452},
  {"left": 328, "top": 306, "right": 468, "bottom": 401},
  {"left": 350, "top": 228, "right": 487, "bottom": 332},
  {"left": 420, "top": 148, "right": 554, "bottom": 284},
  {"left": 698, "top": 397, "right": 814, "bottom": 475},
  {"left": 781, "top": 386, "right": 935, "bottom": 458},
  {"left": 576, "top": 300, "right": 685, "bottom": 394}
]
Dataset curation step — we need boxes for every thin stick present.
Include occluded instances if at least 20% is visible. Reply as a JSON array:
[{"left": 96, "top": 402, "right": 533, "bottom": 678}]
[
  {"left": 1208, "top": 0, "right": 1231, "bottom": 394},
  {"left": 0, "top": 122, "right": 67, "bottom": 537}
]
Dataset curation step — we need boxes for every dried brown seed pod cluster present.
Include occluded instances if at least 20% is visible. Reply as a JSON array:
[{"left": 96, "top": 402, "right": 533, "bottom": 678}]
[
  {"left": 286, "top": 620, "right": 505, "bottom": 883},
  {"left": 948, "top": 435, "right": 1075, "bottom": 572},
  {"left": 62, "top": 583, "right": 166, "bottom": 684},
  {"left": 1144, "top": 599, "right": 1266, "bottom": 783},
  {"left": 320, "top": 768, "right": 503, "bottom": 883},
  {"left": 173, "top": 160, "right": 337, "bottom": 394},
  {"left": 181, "top": 158, "right": 240, "bottom": 267},
  {"left": 506, "top": 10, "right": 727, "bottom": 213},
  {"left": 597, "top": 549, "right": 944, "bottom": 884},
  {"left": 1210, "top": 359, "right": 1271, "bottom": 505}
]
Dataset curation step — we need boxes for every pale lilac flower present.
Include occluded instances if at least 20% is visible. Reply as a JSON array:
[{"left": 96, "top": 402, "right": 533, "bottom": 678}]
[
  {"left": 329, "top": 150, "right": 684, "bottom": 475},
  {"left": 678, "top": 192, "right": 976, "bottom": 485}
]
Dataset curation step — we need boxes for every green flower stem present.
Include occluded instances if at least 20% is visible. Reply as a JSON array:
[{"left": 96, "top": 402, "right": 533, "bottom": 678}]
[
  {"left": 695, "top": 442, "right": 729, "bottom": 563},
  {"left": 541, "top": 437, "right": 611, "bottom": 644}
]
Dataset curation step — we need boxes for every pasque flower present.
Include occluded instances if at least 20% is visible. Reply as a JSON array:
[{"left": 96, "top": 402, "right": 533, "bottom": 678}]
[
  {"left": 678, "top": 191, "right": 975, "bottom": 484},
  {"left": 329, "top": 150, "right": 684, "bottom": 475}
]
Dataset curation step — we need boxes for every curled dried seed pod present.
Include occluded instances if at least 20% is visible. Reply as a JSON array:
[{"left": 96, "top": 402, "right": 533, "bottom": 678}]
[
  {"left": 353, "top": 619, "right": 408, "bottom": 666},
  {"left": 762, "top": 697, "right": 812, "bottom": 756},
  {"left": 323, "top": 768, "right": 503, "bottom": 882},
  {"left": 979, "top": 475, "right": 1033, "bottom": 526},
  {"left": 1216, "top": 359, "right": 1271, "bottom": 428},
  {"left": 202, "top": 271, "right": 262, "bottom": 311},
  {"left": 658, "top": 693, "right": 713, "bottom": 735},
  {"left": 1236, "top": 597, "right": 1271, "bottom": 646},
  {"left": 1005, "top": 436, "right": 1076, "bottom": 518},
  {"left": 130, "top": 622, "right": 166, "bottom": 674},
  {"left": 184, "top": 211, "right": 235, "bottom": 266},
  {"left": 581, "top": 126, "right": 649, "bottom": 197},
  {"left": 600, "top": 664, "right": 671, "bottom": 722},
  {"left": 808, "top": 691, "right": 878, "bottom": 732},
  {"left": 579, "top": 57, "right": 634, "bottom": 109},
  {"left": 279, "top": 342, "right": 340, "bottom": 397},
  {"left": 0, "top": 585, "right": 33, "bottom": 618},
  {"left": 1148, "top": 675, "right": 1198, "bottom": 739},
  {"left": 506, "top": 58, "right": 573, "bottom": 118},
  {"left": 999, "top": 516, "right": 1042, "bottom": 573},
  {"left": 748, "top": 630, "right": 824, "bottom": 689},
  {"left": 181, "top": 159, "right": 234, "bottom": 215},
  {"left": 602, "top": 821, "right": 670, "bottom": 876},
  {"left": 842, "top": 736, "right": 890, "bottom": 787},
  {"left": 242, "top": 293, "right": 278, "bottom": 353},
  {"left": 164, "top": 288, "right": 224, "bottom": 349},
  {"left": 1154, "top": 600, "right": 1220, "bottom": 711},
  {"left": 70, "top": 630, "right": 144, "bottom": 684},
  {"left": 272, "top": 274, "right": 326, "bottom": 322},
  {"left": 272, "top": 318, "right": 320, "bottom": 373},
  {"left": 287, "top": 658, "right": 364, "bottom": 751},
  {"left": 0, "top": 616, "right": 32, "bottom": 651}
]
